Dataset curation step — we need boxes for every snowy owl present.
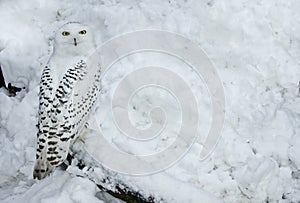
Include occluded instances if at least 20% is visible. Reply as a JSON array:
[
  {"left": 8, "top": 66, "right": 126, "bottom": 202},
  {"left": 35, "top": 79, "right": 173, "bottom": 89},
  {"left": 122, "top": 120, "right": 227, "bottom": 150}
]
[{"left": 33, "top": 22, "right": 101, "bottom": 179}]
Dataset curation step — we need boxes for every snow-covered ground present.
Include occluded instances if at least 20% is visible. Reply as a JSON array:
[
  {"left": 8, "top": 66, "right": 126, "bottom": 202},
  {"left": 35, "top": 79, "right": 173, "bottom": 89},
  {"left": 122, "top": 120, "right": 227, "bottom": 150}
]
[{"left": 0, "top": 0, "right": 300, "bottom": 202}]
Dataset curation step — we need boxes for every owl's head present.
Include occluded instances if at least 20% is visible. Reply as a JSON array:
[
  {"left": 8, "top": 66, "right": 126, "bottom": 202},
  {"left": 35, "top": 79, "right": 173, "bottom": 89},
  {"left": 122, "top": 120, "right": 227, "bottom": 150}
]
[{"left": 54, "top": 22, "right": 95, "bottom": 56}]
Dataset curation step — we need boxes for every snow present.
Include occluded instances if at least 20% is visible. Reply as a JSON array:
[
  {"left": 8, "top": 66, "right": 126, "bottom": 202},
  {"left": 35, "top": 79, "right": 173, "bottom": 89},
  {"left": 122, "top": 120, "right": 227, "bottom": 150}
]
[
  {"left": 1, "top": 169, "right": 123, "bottom": 203},
  {"left": 0, "top": 0, "right": 300, "bottom": 202}
]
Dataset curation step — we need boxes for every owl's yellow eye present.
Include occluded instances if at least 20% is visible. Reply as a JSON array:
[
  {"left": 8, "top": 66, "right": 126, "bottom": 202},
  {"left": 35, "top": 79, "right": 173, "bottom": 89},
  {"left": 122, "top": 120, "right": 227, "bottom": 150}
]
[
  {"left": 79, "top": 30, "right": 87, "bottom": 35},
  {"left": 62, "top": 31, "right": 70, "bottom": 36}
]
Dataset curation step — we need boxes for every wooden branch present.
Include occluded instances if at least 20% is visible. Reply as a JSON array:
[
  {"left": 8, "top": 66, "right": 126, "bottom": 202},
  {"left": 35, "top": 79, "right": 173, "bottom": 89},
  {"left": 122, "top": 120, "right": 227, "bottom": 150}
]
[
  {"left": 0, "top": 63, "right": 23, "bottom": 96},
  {"left": 0, "top": 64, "right": 6, "bottom": 88},
  {"left": 66, "top": 154, "right": 157, "bottom": 203}
]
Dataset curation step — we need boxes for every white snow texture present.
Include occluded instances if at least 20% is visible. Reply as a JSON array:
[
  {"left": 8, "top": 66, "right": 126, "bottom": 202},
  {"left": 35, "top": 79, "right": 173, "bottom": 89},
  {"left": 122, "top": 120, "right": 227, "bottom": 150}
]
[{"left": 0, "top": 0, "right": 300, "bottom": 202}]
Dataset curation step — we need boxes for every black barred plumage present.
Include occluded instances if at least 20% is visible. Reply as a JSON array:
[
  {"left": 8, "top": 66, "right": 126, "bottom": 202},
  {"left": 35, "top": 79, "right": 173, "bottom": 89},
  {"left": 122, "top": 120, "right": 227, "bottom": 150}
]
[{"left": 34, "top": 58, "right": 101, "bottom": 180}]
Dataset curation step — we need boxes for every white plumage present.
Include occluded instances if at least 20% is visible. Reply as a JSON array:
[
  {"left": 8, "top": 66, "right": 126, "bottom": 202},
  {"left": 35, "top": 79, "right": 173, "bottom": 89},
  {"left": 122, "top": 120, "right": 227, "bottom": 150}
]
[{"left": 33, "top": 22, "right": 101, "bottom": 179}]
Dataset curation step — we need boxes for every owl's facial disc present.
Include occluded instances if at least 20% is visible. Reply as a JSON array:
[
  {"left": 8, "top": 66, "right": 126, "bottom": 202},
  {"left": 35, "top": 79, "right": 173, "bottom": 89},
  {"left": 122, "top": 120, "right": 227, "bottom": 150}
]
[
  {"left": 55, "top": 23, "right": 93, "bottom": 50},
  {"left": 61, "top": 31, "right": 85, "bottom": 46},
  {"left": 54, "top": 22, "right": 95, "bottom": 56}
]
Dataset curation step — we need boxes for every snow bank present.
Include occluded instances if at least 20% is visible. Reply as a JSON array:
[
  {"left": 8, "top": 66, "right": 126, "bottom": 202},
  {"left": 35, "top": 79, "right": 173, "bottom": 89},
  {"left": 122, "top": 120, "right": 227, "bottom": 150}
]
[{"left": 0, "top": 0, "right": 299, "bottom": 202}]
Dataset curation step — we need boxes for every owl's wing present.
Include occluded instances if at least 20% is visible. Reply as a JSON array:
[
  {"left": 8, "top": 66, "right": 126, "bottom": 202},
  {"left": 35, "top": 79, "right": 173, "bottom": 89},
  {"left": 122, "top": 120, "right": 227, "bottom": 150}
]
[
  {"left": 34, "top": 65, "right": 55, "bottom": 179},
  {"left": 45, "top": 61, "right": 101, "bottom": 170},
  {"left": 71, "top": 61, "right": 101, "bottom": 135},
  {"left": 50, "top": 61, "right": 87, "bottom": 119},
  {"left": 45, "top": 61, "right": 88, "bottom": 166},
  {"left": 34, "top": 61, "right": 88, "bottom": 179}
]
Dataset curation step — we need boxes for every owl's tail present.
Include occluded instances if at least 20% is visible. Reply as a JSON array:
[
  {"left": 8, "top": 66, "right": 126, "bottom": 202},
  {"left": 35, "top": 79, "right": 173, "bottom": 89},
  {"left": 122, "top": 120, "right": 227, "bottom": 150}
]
[{"left": 33, "top": 151, "right": 55, "bottom": 180}]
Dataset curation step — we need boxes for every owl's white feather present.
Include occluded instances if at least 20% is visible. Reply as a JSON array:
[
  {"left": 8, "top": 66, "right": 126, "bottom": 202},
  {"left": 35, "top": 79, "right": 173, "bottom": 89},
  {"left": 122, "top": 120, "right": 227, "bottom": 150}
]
[{"left": 34, "top": 22, "right": 101, "bottom": 179}]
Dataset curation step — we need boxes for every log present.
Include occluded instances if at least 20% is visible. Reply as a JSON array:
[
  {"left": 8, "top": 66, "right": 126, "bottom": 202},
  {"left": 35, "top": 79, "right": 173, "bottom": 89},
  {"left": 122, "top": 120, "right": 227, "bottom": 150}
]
[
  {"left": 0, "top": 64, "right": 23, "bottom": 96},
  {"left": 0, "top": 64, "right": 6, "bottom": 88},
  {"left": 67, "top": 143, "right": 159, "bottom": 203}
]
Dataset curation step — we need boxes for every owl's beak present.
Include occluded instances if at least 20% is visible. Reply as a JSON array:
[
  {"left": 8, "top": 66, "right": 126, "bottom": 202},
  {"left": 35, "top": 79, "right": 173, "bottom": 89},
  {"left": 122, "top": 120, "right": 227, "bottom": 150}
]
[{"left": 74, "top": 38, "right": 77, "bottom": 46}]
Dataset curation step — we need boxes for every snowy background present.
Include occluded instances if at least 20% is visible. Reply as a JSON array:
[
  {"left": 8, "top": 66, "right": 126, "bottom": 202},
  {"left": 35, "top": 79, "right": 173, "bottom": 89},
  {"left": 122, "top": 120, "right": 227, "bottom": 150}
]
[{"left": 0, "top": 0, "right": 300, "bottom": 202}]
